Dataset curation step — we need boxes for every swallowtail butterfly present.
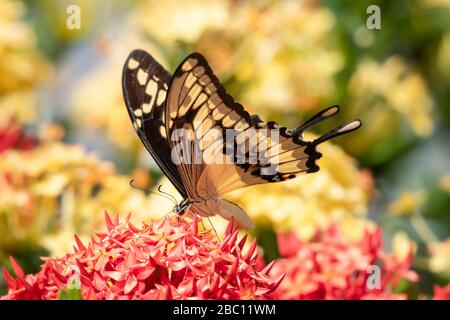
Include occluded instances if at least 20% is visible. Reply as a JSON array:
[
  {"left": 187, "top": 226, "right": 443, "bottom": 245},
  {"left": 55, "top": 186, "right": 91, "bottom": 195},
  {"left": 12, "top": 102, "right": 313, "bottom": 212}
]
[{"left": 122, "top": 50, "right": 361, "bottom": 228}]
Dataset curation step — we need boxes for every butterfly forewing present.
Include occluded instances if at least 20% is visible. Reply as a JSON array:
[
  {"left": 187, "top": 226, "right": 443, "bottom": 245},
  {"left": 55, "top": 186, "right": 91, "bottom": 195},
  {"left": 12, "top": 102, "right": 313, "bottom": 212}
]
[
  {"left": 164, "top": 53, "right": 359, "bottom": 200},
  {"left": 122, "top": 49, "right": 187, "bottom": 198}
]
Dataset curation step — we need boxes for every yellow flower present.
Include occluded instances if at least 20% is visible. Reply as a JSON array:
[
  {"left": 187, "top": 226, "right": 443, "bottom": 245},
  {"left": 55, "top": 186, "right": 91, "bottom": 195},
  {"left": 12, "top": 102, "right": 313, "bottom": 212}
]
[
  {"left": 0, "top": 91, "right": 37, "bottom": 125},
  {"left": 134, "top": 0, "right": 342, "bottom": 115},
  {"left": 135, "top": 0, "right": 230, "bottom": 46},
  {"left": 71, "top": 0, "right": 343, "bottom": 150},
  {"left": 388, "top": 191, "right": 426, "bottom": 217},
  {"left": 393, "top": 231, "right": 416, "bottom": 261},
  {"left": 0, "top": 0, "right": 52, "bottom": 126},
  {"left": 0, "top": 142, "right": 154, "bottom": 258},
  {"left": 437, "top": 33, "right": 450, "bottom": 84},
  {"left": 421, "top": 0, "right": 450, "bottom": 9},
  {"left": 343, "top": 56, "right": 434, "bottom": 156},
  {"left": 428, "top": 238, "right": 450, "bottom": 276},
  {"left": 440, "top": 175, "right": 450, "bottom": 193},
  {"left": 69, "top": 30, "right": 164, "bottom": 148}
]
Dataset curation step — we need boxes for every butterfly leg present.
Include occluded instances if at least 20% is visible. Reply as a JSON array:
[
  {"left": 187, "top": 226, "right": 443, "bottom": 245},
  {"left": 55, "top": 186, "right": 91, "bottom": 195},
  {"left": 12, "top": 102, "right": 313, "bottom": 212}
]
[
  {"left": 206, "top": 215, "right": 221, "bottom": 242},
  {"left": 189, "top": 204, "right": 220, "bottom": 241},
  {"left": 180, "top": 204, "right": 192, "bottom": 223},
  {"left": 200, "top": 218, "right": 207, "bottom": 233}
]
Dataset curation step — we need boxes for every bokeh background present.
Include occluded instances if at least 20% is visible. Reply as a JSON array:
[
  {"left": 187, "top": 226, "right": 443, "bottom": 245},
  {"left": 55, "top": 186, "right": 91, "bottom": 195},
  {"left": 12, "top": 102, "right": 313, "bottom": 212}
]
[{"left": 0, "top": 0, "right": 449, "bottom": 298}]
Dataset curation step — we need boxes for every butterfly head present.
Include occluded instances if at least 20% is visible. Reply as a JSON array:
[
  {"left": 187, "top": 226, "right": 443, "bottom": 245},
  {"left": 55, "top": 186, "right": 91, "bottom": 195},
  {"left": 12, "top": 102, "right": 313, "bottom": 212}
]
[{"left": 173, "top": 198, "right": 189, "bottom": 216}]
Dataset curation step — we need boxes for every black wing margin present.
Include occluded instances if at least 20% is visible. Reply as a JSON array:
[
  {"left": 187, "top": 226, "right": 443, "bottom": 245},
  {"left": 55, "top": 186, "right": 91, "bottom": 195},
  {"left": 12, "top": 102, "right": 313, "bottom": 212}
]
[{"left": 122, "top": 49, "right": 187, "bottom": 198}]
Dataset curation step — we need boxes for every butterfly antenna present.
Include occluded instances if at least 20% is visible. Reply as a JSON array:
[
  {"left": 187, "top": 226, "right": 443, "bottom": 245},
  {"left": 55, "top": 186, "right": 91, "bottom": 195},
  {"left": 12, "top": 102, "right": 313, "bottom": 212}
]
[
  {"left": 157, "top": 185, "right": 179, "bottom": 206},
  {"left": 129, "top": 180, "right": 178, "bottom": 206},
  {"left": 290, "top": 105, "right": 340, "bottom": 136}
]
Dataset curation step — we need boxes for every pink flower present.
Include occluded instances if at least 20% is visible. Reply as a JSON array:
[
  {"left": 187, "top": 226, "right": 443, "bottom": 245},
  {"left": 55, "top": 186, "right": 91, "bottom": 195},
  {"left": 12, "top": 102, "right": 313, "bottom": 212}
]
[
  {"left": 432, "top": 284, "right": 450, "bottom": 300},
  {"left": 0, "top": 122, "right": 35, "bottom": 154},
  {"left": 1, "top": 212, "right": 283, "bottom": 300},
  {"left": 269, "top": 226, "right": 418, "bottom": 300}
]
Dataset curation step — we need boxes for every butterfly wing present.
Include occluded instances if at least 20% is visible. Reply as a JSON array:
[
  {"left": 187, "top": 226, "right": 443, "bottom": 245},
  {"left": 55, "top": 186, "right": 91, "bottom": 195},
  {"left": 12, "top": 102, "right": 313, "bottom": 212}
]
[
  {"left": 122, "top": 49, "right": 187, "bottom": 198},
  {"left": 165, "top": 52, "right": 361, "bottom": 201},
  {"left": 165, "top": 53, "right": 256, "bottom": 200}
]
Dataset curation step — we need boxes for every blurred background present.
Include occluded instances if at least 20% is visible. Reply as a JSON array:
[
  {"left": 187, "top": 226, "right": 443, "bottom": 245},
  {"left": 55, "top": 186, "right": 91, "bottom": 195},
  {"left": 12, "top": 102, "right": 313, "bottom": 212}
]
[{"left": 0, "top": 0, "right": 449, "bottom": 298}]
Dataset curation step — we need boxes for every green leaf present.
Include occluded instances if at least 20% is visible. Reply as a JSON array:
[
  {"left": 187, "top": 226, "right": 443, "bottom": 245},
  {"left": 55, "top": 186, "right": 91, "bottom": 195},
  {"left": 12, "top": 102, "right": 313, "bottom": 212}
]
[
  {"left": 252, "top": 223, "right": 280, "bottom": 262},
  {"left": 58, "top": 288, "right": 82, "bottom": 300}
]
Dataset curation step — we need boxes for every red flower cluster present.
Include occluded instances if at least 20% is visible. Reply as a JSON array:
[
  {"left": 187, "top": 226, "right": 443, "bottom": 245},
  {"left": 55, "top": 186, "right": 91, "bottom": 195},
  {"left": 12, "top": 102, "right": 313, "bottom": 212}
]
[
  {"left": 269, "top": 226, "right": 419, "bottom": 300},
  {"left": 1, "top": 212, "right": 283, "bottom": 300},
  {"left": 0, "top": 122, "right": 35, "bottom": 154},
  {"left": 433, "top": 284, "right": 450, "bottom": 300}
]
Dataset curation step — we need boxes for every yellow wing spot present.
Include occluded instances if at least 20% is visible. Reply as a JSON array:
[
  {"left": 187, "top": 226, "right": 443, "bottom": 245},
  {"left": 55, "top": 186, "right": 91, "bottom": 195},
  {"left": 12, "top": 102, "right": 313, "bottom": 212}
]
[
  {"left": 163, "top": 83, "right": 168, "bottom": 90},
  {"left": 339, "top": 120, "right": 361, "bottom": 132},
  {"left": 145, "top": 79, "right": 158, "bottom": 97},
  {"left": 193, "top": 66, "right": 205, "bottom": 77},
  {"left": 207, "top": 93, "right": 221, "bottom": 109},
  {"left": 159, "top": 126, "right": 167, "bottom": 139},
  {"left": 137, "top": 69, "right": 148, "bottom": 86},
  {"left": 212, "top": 103, "right": 228, "bottom": 121},
  {"left": 278, "top": 160, "right": 307, "bottom": 174},
  {"left": 205, "top": 83, "right": 217, "bottom": 95},
  {"left": 181, "top": 58, "right": 198, "bottom": 71},
  {"left": 323, "top": 106, "right": 339, "bottom": 117},
  {"left": 152, "top": 75, "right": 160, "bottom": 81},
  {"left": 156, "top": 89, "right": 166, "bottom": 106},
  {"left": 142, "top": 103, "right": 151, "bottom": 114},
  {"left": 185, "top": 73, "right": 197, "bottom": 88},
  {"left": 222, "top": 111, "right": 239, "bottom": 127},
  {"left": 196, "top": 116, "right": 215, "bottom": 140},
  {"left": 182, "top": 123, "right": 195, "bottom": 141},
  {"left": 134, "top": 109, "right": 143, "bottom": 117},
  {"left": 234, "top": 119, "right": 249, "bottom": 131},
  {"left": 256, "top": 121, "right": 267, "bottom": 128},
  {"left": 136, "top": 118, "right": 142, "bottom": 128},
  {"left": 193, "top": 104, "right": 210, "bottom": 125},
  {"left": 181, "top": 84, "right": 202, "bottom": 113},
  {"left": 193, "top": 93, "right": 208, "bottom": 109},
  {"left": 199, "top": 74, "right": 211, "bottom": 86},
  {"left": 276, "top": 147, "right": 307, "bottom": 163},
  {"left": 127, "top": 58, "right": 139, "bottom": 70}
]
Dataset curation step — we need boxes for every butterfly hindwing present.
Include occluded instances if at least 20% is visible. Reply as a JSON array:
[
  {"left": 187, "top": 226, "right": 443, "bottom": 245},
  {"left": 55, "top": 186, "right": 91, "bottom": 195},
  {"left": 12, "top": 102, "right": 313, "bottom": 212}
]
[{"left": 122, "top": 49, "right": 187, "bottom": 198}]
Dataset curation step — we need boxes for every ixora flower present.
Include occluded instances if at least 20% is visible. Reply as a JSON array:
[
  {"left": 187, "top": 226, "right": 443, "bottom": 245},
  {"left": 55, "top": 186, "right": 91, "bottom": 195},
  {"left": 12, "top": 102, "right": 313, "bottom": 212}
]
[
  {"left": 269, "top": 226, "right": 419, "bottom": 300},
  {"left": 1, "top": 212, "right": 283, "bottom": 300},
  {"left": 433, "top": 283, "right": 450, "bottom": 300},
  {"left": 0, "top": 122, "right": 35, "bottom": 154}
]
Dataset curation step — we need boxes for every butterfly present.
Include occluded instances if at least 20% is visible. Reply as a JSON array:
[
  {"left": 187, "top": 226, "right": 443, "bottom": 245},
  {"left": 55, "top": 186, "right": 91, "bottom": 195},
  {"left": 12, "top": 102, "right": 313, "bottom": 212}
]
[{"left": 122, "top": 49, "right": 361, "bottom": 229}]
